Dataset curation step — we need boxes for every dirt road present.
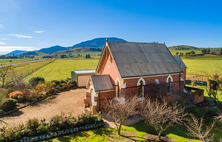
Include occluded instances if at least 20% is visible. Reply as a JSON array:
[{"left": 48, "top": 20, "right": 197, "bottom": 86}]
[{"left": 0, "top": 89, "right": 87, "bottom": 126}]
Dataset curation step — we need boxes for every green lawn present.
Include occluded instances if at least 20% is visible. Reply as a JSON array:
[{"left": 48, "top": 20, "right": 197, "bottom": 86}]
[
  {"left": 43, "top": 122, "right": 202, "bottom": 142},
  {"left": 25, "top": 57, "right": 99, "bottom": 81}
]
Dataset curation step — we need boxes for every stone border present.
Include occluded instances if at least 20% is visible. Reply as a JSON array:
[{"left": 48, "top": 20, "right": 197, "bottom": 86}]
[{"left": 14, "top": 121, "right": 105, "bottom": 142}]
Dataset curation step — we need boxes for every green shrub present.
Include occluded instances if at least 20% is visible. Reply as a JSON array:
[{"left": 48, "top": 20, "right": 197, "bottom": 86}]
[
  {"left": 0, "top": 98, "right": 18, "bottom": 112},
  {"left": 0, "top": 111, "right": 103, "bottom": 141},
  {"left": 29, "top": 77, "right": 45, "bottom": 87},
  {"left": 67, "top": 80, "right": 76, "bottom": 86},
  {"left": 26, "top": 118, "right": 39, "bottom": 136},
  {"left": 36, "top": 125, "right": 48, "bottom": 134},
  {"left": 51, "top": 80, "right": 60, "bottom": 86},
  {"left": 60, "top": 79, "right": 66, "bottom": 84}
]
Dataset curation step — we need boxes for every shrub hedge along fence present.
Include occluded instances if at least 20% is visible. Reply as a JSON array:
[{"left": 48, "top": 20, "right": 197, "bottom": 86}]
[{"left": 0, "top": 111, "right": 104, "bottom": 142}]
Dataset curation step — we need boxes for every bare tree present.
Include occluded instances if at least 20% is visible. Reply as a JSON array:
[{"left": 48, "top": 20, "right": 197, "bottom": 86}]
[
  {"left": 142, "top": 98, "right": 186, "bottom": 140},
  {"left": 184, "top": 114, "right": 215, "bottom": 142},
  {"left": 0, "top": 65, "right": 14, "bottom": 87},
  {"left": 10, "top": 71, "right": 26, "bottom": 90},
  {"left": 104, "top": 96, "right": 138, "bottom": 135}
]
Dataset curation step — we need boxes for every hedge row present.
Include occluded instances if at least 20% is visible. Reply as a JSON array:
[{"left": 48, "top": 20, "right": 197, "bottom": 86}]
[
  {"left": 14, "top": 122, "right": 105, "bottom": 142},
  {"left": 0, "top": 111, "right": 102, "bottom": 142}
]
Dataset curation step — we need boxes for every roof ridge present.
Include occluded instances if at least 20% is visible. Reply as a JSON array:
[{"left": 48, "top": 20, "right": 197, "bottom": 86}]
[{"left": 108, "top": 40, "right": 165, "bottom": 45}]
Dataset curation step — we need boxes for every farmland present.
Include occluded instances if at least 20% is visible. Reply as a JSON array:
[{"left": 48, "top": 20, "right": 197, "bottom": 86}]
[
  {"left": 2, "top": 54, "right": 221, "bottom": 82},
  {"left": 0, "top": 58, "right": 34, "bottom": 65},
  {"left": 25, "top": 57, "right": 99, "bottom": 81}
]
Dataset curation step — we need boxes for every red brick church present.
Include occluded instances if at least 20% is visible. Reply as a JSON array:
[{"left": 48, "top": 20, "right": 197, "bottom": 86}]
[{"left": 84, "top": 40, "right": 204, "bottom": 114}]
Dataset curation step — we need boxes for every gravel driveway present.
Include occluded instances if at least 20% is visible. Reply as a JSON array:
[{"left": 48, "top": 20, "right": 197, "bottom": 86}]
[{"left": 0, "top": 88, "right": 87, "bottom": 126}]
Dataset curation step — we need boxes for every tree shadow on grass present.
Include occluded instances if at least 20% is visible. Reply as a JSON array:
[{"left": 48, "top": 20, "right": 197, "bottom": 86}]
[{"left": 125, "top": 122, "right": 189, "bottom": 142}]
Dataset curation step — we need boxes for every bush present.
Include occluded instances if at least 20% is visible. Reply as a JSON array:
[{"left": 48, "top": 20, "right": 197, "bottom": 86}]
[
  {"left": 51, "top": 80, "right": 60, "bottom": 86},
  {"left": 0, "top": 111, "right": 103, "bottom": 141},
  {"left": 60, "top": 84, "right": 68, "bottom": 91},
  {"left": 9, "top": 91, "right": 23, "bottom": 98},
  {"left": 67, "top": 80, "right": 76, "bottom": 87},
  {"left": 68, "top": 84, "right": 76, "bottom": 89},
  {"left": 29, "top": 77, "right": 45, "bottom": 87},
  {"left": 47, "top": 88, "right": 57, "bottom": 95},
  {"left": 0, "top": 88, "right": 15, "bottom": 100},
  {"left": 0, "top": 98, "right": 18, "bottom": 112},
  {"left": 36, "top": 82, "right": 50, "bottom": 94},
  {"left": 60, "top": 79, "right": 66, "bottom": 84}
]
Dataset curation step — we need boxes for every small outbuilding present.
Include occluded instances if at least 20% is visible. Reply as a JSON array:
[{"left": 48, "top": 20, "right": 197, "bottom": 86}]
[{"left": 71, "top": 69, "right": 96, "bottom": 87}]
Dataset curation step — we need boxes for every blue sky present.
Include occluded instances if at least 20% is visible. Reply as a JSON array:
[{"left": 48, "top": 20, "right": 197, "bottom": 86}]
[{"left": 1, "top": 0, "right": 222, "bottom": 55}]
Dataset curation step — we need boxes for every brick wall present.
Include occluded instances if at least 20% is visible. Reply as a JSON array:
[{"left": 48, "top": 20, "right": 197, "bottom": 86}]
[
  {"left": 91, "top": 91, "right": 115, "bottom": 114},
  {"left": 99, "top": 48, "right": 122, "bottom": 97},
  {"left": 122, "top": 74, "right": 184, "bottom": 102}
]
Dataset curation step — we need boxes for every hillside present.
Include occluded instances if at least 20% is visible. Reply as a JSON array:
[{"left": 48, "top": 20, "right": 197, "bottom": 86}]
[
  {"left": 168, "top": 45, "right": 222, "bottom": 55},
  {"left": 168, "top": 45, "right": 205, "bottom": 55},
  {"left": 5, "top": 50, "right": 28, "bottom": 56},
  {"left": 51, "top": 47, "right": 102, "bottom": 57},
  {"left": 71, "top": 37, "right": 126, "bottom": 48},
  {"left": 38, "top": 46, "right": 67, "bottom": 54}
]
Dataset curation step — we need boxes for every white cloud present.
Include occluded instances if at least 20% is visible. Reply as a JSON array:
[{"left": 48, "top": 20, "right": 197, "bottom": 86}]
[
  {"left": 0, "top": 24, "right": 3, "bottom": 29},
  {"left": 9, "top": 34, "right": 33, "bottom": 38},
  {"left": 1, "top": 38, "right": 8, "bottom": 40},
  {"left": 0, "top": 42, "right": 6, "bottom": 45},
  {"left": 34, "top": 31, "right": 45, "bottom": 33},
  {"left": 0, "top": 46, "right": 35, "bottom": 55}
]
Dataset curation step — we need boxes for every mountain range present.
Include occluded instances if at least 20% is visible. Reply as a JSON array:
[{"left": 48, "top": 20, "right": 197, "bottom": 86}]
[{"left": 5, "top": 37, "right": 126, "bottom": 56}]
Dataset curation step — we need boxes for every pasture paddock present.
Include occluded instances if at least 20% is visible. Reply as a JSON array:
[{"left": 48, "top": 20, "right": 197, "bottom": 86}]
[
  {"left": 0, "top": 58, "right": 34, "bottom": 65},
  {"left": 22, "top": 56, "right": 222, "bottom": 82},
  {"left": 26, "top": 58, "right": 99, "bottom": 81}
]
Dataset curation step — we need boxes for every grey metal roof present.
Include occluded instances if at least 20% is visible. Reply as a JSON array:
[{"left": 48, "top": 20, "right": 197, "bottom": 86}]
[
  {"left": 107, "top": 41, "right": 183, "bottom": 77},
  {"left": 74, "top": 69, "right": 96, "bottom": 74},
  {"left": 173, "top": 55, "right": 187, "bottom": 68},
  {"left": 91, "top": 75, "right": 114, "bottom": 92}
]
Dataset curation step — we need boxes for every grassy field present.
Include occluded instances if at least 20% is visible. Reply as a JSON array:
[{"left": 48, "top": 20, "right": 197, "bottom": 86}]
[
  {"left": 20, "top": 55, "right": 222, "bottom": 82},
  {"left": 25, "top": 57, "right": 100, "bottom": 81},
  {"left": 182, "top": 58, "right": 222, "bottom": 75},
  {"left": 0, "top": 58, "right": 35, "bottom": 65},
  {"left": 13, "top": 59, "right": 55, "bottom": 76}
]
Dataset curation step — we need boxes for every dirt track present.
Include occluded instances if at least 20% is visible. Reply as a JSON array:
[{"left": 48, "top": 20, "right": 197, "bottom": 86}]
[{"left": 0, "top": 89, "right": 87, "bottom": 126}]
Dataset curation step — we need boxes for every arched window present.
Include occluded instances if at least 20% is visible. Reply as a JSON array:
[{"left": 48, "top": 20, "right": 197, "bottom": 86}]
[
  {"left": 137, "top": 77, "right": 145, "bottom": 98},
  {"left": 138, "top": 80, "right": 143, "bottom": 97},
  {"left": 167, "top": 77, "right": 171, "bottom": 93},
  {"left": 166, "top": 75, "right": 173, "bottom": 94},
  {"left": 116, "top": 81, "right": 119, "bottom": 98}
]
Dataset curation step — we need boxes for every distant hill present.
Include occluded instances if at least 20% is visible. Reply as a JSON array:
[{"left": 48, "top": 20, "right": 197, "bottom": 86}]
[
  {"left": 5, "top": 50, "right": 27, "bottom": 56},
  {"left": 4, "top": 37, "right": 126, "bottom": 56},
  {"left": 71, "top": 37, "right": 127, "bottom": 48},
  {"left": 52, "top": 47, "right": 102, "bottom": 54},
  {"left": 38, "top": 46, "right": 67, "bottom": 54},
  {"left": 168, "top": 45, "right": 199, "bottom": 50}
]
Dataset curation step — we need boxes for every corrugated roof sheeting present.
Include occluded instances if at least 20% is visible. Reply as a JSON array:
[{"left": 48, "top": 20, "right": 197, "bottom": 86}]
[
  {"left": 173, "top": 55, "right": 187, "bottom": 68},
  {"left": 91, "top": 75, "right": 114, "bottom": 92},
  {"left": 108, "top": 41, "right": 183, "bottom": 77}
]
